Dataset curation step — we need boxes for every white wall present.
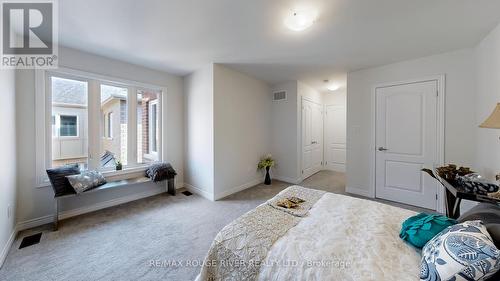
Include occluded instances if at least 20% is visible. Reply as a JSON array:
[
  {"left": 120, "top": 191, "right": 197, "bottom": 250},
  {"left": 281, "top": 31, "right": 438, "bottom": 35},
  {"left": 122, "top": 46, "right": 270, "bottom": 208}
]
[
  {"left": 324, "top": 90, "right": 346, "bottom": 106},
  {"left": 346, "top": 48, "right": 476, "bottom": 201},
  {"left": 270, "top": 81, "right": 329, "bottom": 183},
  {"left": 298, "top": 81, "right": 323, "bottom": 104},
  {"left": 270, "top": 81, "right": 300, "bottom": 183},
  {"left": 183, "top": 65, "right": 215, "bottom": 200},
  {"left": 0, "top": 69, "right": 17, "bottom": 267},
  {"left": 475, "top": 22, "right": 500, "bottom": 179},
  {"left": 15, "top": 47, "right": 184, "bottom": 226},
  {"left": 213, "top": 64, "right": 272, "bottom": 199}
]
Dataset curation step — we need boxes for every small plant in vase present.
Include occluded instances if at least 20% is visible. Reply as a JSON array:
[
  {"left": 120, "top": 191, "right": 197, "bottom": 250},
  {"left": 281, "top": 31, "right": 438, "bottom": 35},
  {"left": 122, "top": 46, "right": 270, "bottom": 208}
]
[
  {"left": 115, "top": 160, "right": 123, "bottom": 171},
  {"left": 258, "top": 154, "right": 275, "bottom": 185}
]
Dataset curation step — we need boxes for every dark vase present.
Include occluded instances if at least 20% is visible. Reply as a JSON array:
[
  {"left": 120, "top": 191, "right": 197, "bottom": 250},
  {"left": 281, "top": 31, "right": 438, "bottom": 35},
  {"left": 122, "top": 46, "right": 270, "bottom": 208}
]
[{"left": 265, "top": 166, "right": 271, "bottom": 185}]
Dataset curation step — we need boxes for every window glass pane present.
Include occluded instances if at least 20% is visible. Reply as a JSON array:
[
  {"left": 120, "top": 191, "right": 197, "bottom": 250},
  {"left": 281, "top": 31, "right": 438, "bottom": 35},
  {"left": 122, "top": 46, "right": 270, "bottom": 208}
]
[
  {"left": 137, "top": 90, "right": 160, "bottom": 163},
  {"left": 100, "top": 84, "right": 128, "bottom": 168},
  {"left": 51, "top": 76, "right": 88, "bottom": 169}
]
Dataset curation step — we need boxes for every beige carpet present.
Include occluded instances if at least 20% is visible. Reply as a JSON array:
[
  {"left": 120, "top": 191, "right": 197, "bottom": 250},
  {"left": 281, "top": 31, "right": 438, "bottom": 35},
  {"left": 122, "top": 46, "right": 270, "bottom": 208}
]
[{"left": 0, "top": 171, "right": 428, "bottom": 281}]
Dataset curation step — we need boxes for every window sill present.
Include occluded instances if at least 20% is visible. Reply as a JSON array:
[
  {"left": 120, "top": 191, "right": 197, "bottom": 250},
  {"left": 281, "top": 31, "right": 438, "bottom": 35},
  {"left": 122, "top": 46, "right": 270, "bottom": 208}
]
[{"left": 101, "top": 166, "right": 148, "bottom": 177}]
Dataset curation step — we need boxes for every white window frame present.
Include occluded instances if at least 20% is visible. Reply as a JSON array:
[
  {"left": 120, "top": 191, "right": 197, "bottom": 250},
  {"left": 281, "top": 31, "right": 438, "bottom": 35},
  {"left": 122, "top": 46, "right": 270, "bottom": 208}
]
[
  {"left": 146, "top": 99, "right": 159, "bottom": 160},
  {"left": 35, "top": 67, "right": 165, "bottom": 187}
]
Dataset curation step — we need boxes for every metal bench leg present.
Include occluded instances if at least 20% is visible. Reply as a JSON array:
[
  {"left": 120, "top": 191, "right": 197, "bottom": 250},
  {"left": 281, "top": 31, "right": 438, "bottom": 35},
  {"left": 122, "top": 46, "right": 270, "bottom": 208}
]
[
  {"left": 54, "top": 197, "right": 59, "bottom": 231},
  {"left": 167, "top": 178, "right": 176, "bottom": 196}
]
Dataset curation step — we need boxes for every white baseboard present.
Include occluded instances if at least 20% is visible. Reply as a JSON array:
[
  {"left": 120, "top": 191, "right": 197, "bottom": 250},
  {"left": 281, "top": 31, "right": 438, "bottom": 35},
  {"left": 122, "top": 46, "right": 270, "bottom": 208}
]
[
  {"left": 273, "top": 175, "right": 301, "bottom": 184},
  {"left": 184, "top": 183, "right": 214, "bottom": 201},
  {"left": 16, "top": 187, "right": 168, "bottom": 232},
  {"left": 16, "top": 215, "right": 53, "bottom": 232},
  {"left": 345, "top": 186, "right": 373, "bottom": 198},
  {"left": 214, "top": 178, "right": 263, "bottom": 200},
  {"left": 0, "top": 228, "right": 16, "bottom": 269}
]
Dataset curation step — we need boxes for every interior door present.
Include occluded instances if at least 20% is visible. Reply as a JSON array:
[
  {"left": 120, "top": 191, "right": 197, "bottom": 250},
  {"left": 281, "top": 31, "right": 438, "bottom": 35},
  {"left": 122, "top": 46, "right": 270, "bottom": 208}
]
[
  {"left": 325, "top": 105, "right": 346, "bottom": 172},
  {"left": 302, "top": 99, "right": 323, "bottom": 179},
  {"left": 375, "top": 80, "right": 438, "bottom": 210}
]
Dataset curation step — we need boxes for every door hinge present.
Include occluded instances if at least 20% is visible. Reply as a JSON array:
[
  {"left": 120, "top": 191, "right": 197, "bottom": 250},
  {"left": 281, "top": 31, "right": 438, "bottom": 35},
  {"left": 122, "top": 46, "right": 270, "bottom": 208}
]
[
  {"left": 302, "top": 170, "right": 304, "bottom": 174},
  {"left": 325, "top": 161, "right": 328, "bottom": 165},
  {"left": 436, "top": 90, "right": 438, "bottom": 97},
  {"left": 321, "top": 161, "right": 323, "bottom": 165},
  {"left": 436, "top": 194, "right": 438, "bottom": 200}
]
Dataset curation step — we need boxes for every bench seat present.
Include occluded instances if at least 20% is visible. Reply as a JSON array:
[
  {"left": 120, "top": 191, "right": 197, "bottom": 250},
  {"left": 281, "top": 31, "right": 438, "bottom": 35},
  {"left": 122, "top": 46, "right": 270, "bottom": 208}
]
[{"left": 53, "top": 176, "right": 175, "bottom": 230}]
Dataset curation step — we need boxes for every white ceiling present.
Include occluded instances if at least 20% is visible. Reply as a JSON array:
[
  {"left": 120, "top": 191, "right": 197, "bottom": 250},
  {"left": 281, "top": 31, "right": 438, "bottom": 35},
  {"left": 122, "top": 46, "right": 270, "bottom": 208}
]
[{"left": 59, "top": 0, "right": 500, "bottom": 93}]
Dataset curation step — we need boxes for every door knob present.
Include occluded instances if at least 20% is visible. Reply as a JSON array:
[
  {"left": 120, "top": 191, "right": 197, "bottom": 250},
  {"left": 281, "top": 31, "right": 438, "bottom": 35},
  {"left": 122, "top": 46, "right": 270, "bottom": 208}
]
[
  {"left": 378, "top": 147, "right": 388, "bottom": 151},
  {"left": 311, "top": 141, "right": 318, "bottom": 144}
]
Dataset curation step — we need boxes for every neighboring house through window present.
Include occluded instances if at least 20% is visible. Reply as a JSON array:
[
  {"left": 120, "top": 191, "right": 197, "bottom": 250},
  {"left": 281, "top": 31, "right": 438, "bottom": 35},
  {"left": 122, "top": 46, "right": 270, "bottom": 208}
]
[{"left": 106, "top": 112, "right": 113, "bottom": 138}]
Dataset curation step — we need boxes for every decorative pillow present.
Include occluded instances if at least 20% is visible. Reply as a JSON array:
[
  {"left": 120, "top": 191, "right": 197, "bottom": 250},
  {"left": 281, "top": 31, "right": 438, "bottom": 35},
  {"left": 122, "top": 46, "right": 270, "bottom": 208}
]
[
  {"left": 145, "top": 162, "right": 177, "bottom": 182},
  {"left": 400, "top": 213, "right": 457, "bottom": 248},
  {"left": 66, "top": 170, "right": 106, "bottom": 194},
  {"left": 46, "top": 164, "right": 80, "bottom": 196},
  {"left": 420, "top": 220, "right": 500, "bottom": 281}
]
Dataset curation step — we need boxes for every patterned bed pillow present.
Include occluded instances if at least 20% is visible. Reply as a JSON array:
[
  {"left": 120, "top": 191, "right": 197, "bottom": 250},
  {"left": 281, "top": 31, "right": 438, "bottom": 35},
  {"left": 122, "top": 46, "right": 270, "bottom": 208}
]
[
  {"left": 66, "top": 170, "right": 106, "bottom": 194},
  {"left": 420, "top": 220, "right": 500, "bottom": 281}
]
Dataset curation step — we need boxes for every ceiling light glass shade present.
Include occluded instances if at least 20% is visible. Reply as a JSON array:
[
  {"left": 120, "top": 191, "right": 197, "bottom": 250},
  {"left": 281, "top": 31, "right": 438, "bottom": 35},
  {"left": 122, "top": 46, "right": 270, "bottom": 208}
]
[
  {"left": 479, "top": 103, "right": 500, "bottom": 129},
  {"left": 327, "top": 85, "right": 340, "bottom": 91},
  {"left": 284, "top": 10, "right": 315, "bottom": 31}
]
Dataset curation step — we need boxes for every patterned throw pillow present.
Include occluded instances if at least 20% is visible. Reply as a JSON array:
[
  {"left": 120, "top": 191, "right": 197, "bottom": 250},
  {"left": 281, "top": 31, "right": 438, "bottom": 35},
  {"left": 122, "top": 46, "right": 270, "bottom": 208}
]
[
  {"left": 46, "top": 164, "right": 81, "bottom": 196},
  {"left": 66, "top": 170, "right": 106, "bottom": 194},
  {"left": 420, "top": 220, "right": 500, "bottom": 281}
]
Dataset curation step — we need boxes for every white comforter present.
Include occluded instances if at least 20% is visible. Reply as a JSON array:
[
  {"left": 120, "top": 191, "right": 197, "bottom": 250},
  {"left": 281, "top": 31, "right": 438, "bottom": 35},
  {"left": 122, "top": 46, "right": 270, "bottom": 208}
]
[{"left": 257, "top": 193, "right": 421, "bottom": 281}]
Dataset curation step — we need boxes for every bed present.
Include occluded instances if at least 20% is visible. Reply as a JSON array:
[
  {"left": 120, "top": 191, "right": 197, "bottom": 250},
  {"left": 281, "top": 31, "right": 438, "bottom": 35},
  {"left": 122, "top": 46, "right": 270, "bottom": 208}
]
[{"left": 196, "top": 186, "right": 422, "bottom": 281}]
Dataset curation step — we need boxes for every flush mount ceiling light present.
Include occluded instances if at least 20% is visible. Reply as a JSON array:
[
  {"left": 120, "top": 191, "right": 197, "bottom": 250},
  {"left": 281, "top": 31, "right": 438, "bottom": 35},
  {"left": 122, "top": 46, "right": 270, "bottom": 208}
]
[
  {"left": 327, "top": 84, "right": 340, "bottom": 91},
  {"left": 324, "top": 80, "right": 340, "bottom": 92},
  {"left": 284, "top": 10, "right": 316, "bottom": 31}
]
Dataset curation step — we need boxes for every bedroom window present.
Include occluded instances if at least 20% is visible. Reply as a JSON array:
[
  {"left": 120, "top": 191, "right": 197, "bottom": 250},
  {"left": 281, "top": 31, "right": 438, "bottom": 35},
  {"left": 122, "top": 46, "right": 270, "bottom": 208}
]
[
  {"left": 36, "top": 69, "right": 164, "bottom": 186},
  {"left": 137, "top": 89, "right": 160, "bottom": 163},
  {"left": 100, "top": 84, "right": 128, "bottom": 167},
  {"left": 50, "top": 76, "right": 88, "bottom": 169}
]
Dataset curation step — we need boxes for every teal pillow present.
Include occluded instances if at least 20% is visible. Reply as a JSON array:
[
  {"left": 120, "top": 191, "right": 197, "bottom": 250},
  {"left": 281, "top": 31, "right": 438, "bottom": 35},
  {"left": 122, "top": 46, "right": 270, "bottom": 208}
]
[{"left": 399, "top": 213, "right": 456, "bottom": 248}]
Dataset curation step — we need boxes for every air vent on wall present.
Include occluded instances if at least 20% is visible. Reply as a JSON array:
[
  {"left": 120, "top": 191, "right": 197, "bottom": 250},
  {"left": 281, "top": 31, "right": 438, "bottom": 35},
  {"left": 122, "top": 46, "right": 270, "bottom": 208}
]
[{"left": 273, "top": 91, "right": 287, "bottom": 101}]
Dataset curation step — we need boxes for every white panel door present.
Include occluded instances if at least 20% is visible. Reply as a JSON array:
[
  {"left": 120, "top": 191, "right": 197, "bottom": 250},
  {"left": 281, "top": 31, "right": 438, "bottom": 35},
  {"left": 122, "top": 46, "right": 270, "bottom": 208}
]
[
  {"left": 302, "top": 99, "right": 323, "bottom": 179},
  {"left": 375, "top": 81, "right": 438, "bottom": 210},
  {"left": 325, "top": 105, "right": 346, "bottom": 172}
]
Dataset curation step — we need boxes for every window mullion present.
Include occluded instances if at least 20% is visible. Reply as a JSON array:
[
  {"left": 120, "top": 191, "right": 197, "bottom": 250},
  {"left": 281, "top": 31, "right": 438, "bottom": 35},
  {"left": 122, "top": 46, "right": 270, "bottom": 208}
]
[
  {"left": 159, "top": 91, "right": 163, "bottom": 162},
  {"left": 88, "top": 80, "right": 101, "bottom": 170},
  {"left": 128, "top": 86, "right": 137, "bottom": 166}
]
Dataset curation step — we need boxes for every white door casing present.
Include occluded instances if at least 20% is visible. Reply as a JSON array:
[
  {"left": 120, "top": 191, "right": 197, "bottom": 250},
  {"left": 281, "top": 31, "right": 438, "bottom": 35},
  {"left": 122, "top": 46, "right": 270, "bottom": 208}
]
[
  {"left": 302, "top": 98, "right": 323, "bottom": 179},
  {"left": 375, "top": 80, "right": 438, "bottom": 210},
  {"left": 324, "top": 105, "right": 346, "bottom": 172}
]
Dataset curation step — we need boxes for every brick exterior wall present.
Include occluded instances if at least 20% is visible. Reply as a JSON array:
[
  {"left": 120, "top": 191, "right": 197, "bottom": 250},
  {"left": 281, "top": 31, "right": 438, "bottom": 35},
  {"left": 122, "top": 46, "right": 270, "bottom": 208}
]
[
  {"left": 140, "top": 91, "right": 158, "bottom": 157},
  {"left": 141, "top": 99, "right": 149, "bottom": 155}
]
